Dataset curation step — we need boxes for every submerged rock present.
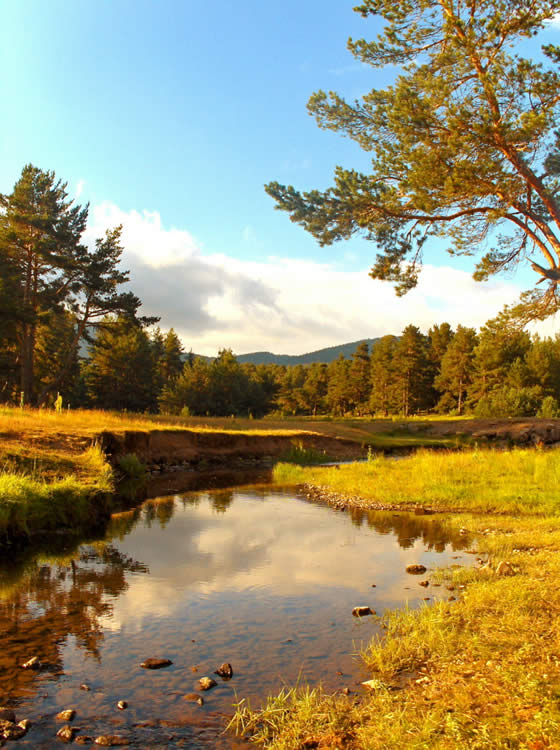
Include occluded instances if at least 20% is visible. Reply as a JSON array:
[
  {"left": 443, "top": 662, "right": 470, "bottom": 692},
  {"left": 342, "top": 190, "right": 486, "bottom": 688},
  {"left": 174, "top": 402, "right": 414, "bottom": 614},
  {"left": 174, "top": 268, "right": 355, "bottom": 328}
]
[
  {"left": 215, "top": 663, "right": 233, "bottom": 680},
  {"left": 56, "top": 710, "right": 76, "bottom": 722},
  {"left": 198, "top": 677, "right": 217, "bottom": 691},
  {"left": 406, "top": 564, "right": 427, "bottom": 574},
  {"left": 352, "top": 606, "right": 375, "bottom": 617},
  {"left": 57, "top": 725, "right": 76, "bottom": 742},
  {"left": 183, "top": 693, "right": 204, "bottom": 706},
  {"left": 140, "top": 658, "right": 172, "bottom": 669},
  {"left": 94, "top": 736, "right": 130, "bottom": 746}
]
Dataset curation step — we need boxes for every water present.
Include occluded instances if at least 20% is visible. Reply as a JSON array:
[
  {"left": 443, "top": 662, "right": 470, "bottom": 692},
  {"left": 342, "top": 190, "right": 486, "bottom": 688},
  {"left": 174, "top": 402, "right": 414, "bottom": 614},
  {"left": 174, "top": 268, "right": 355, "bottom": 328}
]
[{"left": 0, "top": 481, "right": 471, "bottom": 748}]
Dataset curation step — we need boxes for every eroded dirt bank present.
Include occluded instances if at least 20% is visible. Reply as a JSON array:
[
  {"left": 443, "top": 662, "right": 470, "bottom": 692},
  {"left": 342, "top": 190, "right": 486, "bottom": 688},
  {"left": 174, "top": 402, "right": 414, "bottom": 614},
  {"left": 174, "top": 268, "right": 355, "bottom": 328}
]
[{"left": 98, "top": 428, "right": 365, "bottom": 468}]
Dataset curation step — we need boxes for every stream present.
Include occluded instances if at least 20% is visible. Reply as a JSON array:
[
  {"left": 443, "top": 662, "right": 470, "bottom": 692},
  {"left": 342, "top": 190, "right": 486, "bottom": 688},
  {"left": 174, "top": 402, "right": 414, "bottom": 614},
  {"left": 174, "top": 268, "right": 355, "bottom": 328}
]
[{"left": 0, "top": 474, "right": 472, "bottom": 748}]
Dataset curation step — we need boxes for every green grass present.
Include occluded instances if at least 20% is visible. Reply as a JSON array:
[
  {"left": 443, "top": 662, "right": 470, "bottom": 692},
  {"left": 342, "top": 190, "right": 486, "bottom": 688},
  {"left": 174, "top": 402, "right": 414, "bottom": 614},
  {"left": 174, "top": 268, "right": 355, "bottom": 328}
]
[
  {"left": 0, "top": 445, "right": 114, "bottom": 542},
  {"left": 274, "top": 446, "right": 560, "bottom": 515},
  {"left": 235, "top": 447, "right": 560, "bottom": 748}
]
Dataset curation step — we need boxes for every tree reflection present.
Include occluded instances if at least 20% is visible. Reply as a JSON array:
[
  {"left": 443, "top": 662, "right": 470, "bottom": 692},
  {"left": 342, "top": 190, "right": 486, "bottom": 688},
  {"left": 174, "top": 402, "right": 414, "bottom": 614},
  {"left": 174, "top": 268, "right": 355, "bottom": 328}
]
[
  {"left": 348, "top": 508, "right": 468, "bottom": 551},
  {"left": 0, "top": 544, "right": 148, "bottom": 708}
]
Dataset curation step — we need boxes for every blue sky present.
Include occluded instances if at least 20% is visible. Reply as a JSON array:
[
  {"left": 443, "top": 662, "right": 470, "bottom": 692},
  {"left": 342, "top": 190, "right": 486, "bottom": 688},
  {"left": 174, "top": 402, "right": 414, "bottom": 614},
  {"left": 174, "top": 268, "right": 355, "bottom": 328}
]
[{"left": 2, "top": 1, "right": 559, "bottom": 354}]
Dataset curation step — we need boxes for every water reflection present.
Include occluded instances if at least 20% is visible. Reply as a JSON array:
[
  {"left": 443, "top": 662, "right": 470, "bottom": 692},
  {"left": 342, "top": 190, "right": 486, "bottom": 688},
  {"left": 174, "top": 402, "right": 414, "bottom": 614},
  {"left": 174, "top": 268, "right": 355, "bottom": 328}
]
[{"left": 0, "top": 486, "right": 471, "bottom": 748}]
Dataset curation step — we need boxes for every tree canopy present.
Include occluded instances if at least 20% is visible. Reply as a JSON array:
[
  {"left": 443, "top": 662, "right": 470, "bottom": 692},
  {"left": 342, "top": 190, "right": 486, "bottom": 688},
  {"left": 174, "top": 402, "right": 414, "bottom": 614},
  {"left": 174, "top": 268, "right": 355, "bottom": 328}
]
[{"left": 265, "top": 0, "right": 560, "bottom": 320}]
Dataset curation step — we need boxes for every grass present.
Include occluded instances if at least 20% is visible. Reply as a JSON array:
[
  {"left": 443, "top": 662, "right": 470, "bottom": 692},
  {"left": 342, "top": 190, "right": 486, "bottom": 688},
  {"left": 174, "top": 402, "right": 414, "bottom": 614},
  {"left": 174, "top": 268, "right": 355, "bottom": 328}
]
[
  {"left": 233, "top": 447, "right": 560, "bottom": 748},
  {"left": 274, "top": 446, "right": 560, "bottom": 515}
]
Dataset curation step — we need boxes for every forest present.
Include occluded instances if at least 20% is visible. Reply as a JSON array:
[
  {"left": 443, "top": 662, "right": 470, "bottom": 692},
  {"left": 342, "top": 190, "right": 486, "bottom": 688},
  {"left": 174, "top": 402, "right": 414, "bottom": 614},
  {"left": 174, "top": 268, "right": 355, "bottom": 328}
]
[{"left": 2, "top": 163, "right": 560, "bottom": 420}]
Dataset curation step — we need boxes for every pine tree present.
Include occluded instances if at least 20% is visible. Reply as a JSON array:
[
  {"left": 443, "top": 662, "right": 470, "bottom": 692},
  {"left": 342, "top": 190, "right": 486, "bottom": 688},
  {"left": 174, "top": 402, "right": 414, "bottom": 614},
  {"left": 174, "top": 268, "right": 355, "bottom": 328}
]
[
  {"left": 265, "top": 0, "right": 560, "bottom": 320},
  {"left": 369, "top": 335, "right": 398, "bottom": 416},
  {"left": 392, "top": 326, "right": 431, "bottom": 416},
  {"left": 435, "top": 326, "right": 478, "bottom": 414},
  {"left": 348, "top": 341, "right": 371, "bottom": 414}
]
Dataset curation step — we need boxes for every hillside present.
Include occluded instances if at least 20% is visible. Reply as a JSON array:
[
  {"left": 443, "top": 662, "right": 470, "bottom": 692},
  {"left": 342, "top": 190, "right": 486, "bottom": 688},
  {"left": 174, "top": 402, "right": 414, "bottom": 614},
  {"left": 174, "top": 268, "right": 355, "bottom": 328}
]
[{"left": 193, "top": 338, "right": 380, "bottom": 366}]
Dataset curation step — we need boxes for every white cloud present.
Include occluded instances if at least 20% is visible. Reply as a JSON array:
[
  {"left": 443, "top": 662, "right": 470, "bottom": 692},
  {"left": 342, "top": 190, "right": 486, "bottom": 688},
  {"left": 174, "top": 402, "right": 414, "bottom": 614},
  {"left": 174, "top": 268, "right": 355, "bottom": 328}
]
[
  {"left": 546, "top": 12, "right": 560, "bottom": 26},
  {"left": 86, "top": 201, "right": 523, "bottom": 356}
]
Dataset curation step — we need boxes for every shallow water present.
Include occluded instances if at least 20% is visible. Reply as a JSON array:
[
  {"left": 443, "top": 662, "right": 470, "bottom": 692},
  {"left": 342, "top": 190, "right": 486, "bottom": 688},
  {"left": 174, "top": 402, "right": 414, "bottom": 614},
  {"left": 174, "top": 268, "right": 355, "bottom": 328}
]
[{"left": 0, "top": 482, "right": 472, "bottom": 747}]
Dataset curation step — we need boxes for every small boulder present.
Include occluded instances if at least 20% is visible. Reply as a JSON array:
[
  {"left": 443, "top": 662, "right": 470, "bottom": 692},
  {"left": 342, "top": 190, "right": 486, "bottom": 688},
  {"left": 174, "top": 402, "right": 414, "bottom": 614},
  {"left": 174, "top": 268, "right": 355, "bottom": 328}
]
[
  {"left": 18, "top": 719, "right": 31, "bottom": 731},
  {"left": 57, "top": 725, "right": 76, "bottom": 742},
  {"left": 198, "top": 677, "right": 217, "bottom": 691},
  {"left": 56, "top": 710, "right": 76, "bottom": 722},
  {"left": 140, "top": 658, "right": 172, "bottom": 670},
  {"left": 0, "top": 709, "right": 15, "bottom": 723},
  {"left": 406, "top": 564, "right": 427, "bottom": 574},
  {"left": 496, "top": 561, "right": 515, "bottom": 576},
  {"left": 117, "top": 701, "right": 128, "bottom": 711},
  {"left": 1, "top": 719, "right": 27, "bottom": 740},
  {"left": 94, "top": 736, "right": 130, "bottom": 746},
  {"left": 215, "top": 663, "right": 233, "bottom": 680},
  {"left": 352, "top": 606, "right": 374, "bottom": 617}
]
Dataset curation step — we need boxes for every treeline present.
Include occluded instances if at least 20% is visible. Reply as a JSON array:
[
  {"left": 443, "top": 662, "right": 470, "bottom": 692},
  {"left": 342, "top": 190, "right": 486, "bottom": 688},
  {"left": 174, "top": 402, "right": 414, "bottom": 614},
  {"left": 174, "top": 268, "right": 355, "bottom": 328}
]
[{"left": 3, "top": 165, "right": 560, "bottom": 419}]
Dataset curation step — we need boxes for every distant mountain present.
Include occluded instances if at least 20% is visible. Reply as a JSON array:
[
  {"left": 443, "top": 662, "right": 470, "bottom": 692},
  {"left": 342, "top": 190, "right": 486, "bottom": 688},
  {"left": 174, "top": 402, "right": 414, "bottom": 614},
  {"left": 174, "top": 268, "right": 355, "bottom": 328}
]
[{"left": 235, "top": 338, "right": 381, "bottom": 366}]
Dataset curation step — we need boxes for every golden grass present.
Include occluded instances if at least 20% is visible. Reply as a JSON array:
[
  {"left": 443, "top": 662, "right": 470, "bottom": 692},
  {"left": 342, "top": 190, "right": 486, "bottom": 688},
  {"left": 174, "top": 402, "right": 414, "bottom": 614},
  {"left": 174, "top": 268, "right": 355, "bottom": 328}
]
[{"left": 235, "top": 449, "right": 560, "bottom": 748}]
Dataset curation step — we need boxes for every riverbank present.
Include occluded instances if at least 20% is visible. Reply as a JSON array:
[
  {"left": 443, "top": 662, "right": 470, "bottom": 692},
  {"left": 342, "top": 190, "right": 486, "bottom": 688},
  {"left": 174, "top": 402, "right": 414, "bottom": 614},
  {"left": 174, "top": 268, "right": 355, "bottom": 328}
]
[{"left": 231, "top": 449, "right": 560, "bottom": 748}]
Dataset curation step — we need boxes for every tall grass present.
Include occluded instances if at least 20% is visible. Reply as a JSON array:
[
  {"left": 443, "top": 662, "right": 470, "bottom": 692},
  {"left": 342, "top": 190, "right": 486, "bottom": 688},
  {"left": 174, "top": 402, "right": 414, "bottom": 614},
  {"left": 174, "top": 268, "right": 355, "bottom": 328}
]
[{"left": 274, "top": 446, "right": 560, "bottom": 515}]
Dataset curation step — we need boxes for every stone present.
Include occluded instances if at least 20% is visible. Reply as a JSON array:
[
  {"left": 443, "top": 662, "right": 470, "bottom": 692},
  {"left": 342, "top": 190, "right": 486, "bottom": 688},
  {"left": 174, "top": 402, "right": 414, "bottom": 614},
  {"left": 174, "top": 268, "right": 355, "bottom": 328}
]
[
  {"left": 75, "top": 738, "right": 93, "bottom": 745},
  {"left": 215, "top": 663, "right": 233, "bottom": 680},
  {"left": 17, "top": 720, "right": 31, "bottom": 731},
  {"left": 21, "top": 656, "right": 40, "bottom": 669},
  {"left": 419, "top": 580, "right": 429, "bottom": 587},
  {"left": 1, "top": 719, "right": 27, "bottom": 740},
  {"left": 183, "top": 693, "right": 204, "bottom": 706},
  {"left": 496, "top": 561, "right": 515, "bottom": 576},
  {"left": 57, "top": 725, "right": 76, "bottom": 742},
  {"left": 56, "top": 710, "right": 76, "bottom": 722},
  {"left": 0, "top": 710, "right": 15, "bottom": 724},
  {"left": 352, "top": 606, "right": 375, "bottom": 617},
  {"left": 198, "top": 677, "right": 217, "bottom": 691},
  {"left": 406, "top": 564, "right": 427, "bottom": 574},
  {"left": 140, "top": 658, "right": 172, "bottom": 669},
  {"left": 94, "top": 736, "right": 130, "bottom": 746},
  {"left": 80, "top": 684, "right": 91, "bottom": 691},
  {"left": 117, "top": 701, "right": 128, "bottom": 710}
]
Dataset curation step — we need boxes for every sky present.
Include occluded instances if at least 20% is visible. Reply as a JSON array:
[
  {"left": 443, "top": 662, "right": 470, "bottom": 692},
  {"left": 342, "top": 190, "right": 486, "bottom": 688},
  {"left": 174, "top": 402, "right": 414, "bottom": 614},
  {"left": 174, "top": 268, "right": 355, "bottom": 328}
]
[{"left": 2, "top": 1, "right": 560, "bottom": 355}]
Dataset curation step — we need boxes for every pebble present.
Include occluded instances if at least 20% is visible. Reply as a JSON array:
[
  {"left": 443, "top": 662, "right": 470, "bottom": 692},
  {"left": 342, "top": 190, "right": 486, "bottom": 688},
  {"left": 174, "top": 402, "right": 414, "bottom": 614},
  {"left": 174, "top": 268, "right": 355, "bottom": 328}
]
[
  {"left": 215, "top": 663, "right": 233, "bottom": 680},
  {"left": 198, "top": 677, "right": 217, "bottom": 691},
  {"left": 406, "top": 564, "right": 427, "bottom": 574},
  {"left": 352, "top": 606, "right": 375, "bottom": 617},
  {"left": 94, "top": 736, "right": 130, "bottom": 746},
  {"left": 56, "top": 725, "right": 76, "bottom": 742},
  {"left": 117, "top": 701, "right": 128, "bottom": 710},
  {"left": 56, "top": 710, "right": 76, "bottom": 722},
  {"left": 21, "top": 656, "right": 40, "bottom": 669},
  {"left": 140, "top": 658, "right": 172, "bottom": 669},
  {"left": 183, "top": 693, "right": 204, "bottom": 706},
  {"left": 419, "top": 580, "right": 429, "bottom": 587}
]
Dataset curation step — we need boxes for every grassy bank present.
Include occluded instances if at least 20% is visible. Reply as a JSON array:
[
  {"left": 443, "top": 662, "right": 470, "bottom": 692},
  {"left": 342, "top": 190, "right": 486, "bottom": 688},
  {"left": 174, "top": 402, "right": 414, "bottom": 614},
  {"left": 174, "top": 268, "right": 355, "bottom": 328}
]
[{"left": 231, "top": 449, "right": 560, "bottom": 748}]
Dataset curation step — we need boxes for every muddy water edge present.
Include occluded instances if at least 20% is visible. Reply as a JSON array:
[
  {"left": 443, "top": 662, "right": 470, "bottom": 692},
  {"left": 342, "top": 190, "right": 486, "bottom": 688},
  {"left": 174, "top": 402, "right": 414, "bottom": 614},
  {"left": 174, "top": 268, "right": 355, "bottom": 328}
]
[{"left": 0, "top": 470, "right": 474, "bottom": 749}]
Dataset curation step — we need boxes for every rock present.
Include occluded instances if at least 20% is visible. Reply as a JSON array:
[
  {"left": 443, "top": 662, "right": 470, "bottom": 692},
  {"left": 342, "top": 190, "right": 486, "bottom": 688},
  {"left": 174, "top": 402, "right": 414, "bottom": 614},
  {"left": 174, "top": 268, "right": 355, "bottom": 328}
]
[
  {"left": 183, "top": 693, "right": 204, "bottom": 706},
  {"left": 419, "top": 580, "right": 429, "bottom": 587},
  {"left": 94, "top": 736, "right": 130, "bottom": 746},
  {"left": 406, "top": 564, "right": 427, "bottom": 574},
  {"left": 57, "top": 725, "right": 76, "bottom": 742},
  {"left": 117, "top": 701, "right": 128, "bottom": 710},
  {"left": 496, "top": 561, "right": 515, "bottom": 576},
  {"left": 0, "top": 710, "right": 15, "bottom": 724},
  {"left": 56, "top": 710, "right": 76, "bottom": 722},
  {"left": 198, "top": 677, "right": 217, "bottom": 691},
  {"left": 362, "top": 679, "right": 384, "bottom": 690},
  {"left": 80, "top": 684, "right": 91, "bottom": 691},
  {"left": 1, "top": 719, "right": 27, "bottom": 740},
  {"left": 341, "top": 687, "right": 351, "bottom": 695},
  {"left": 352, "top": 606, "right": 375, "bottom": 617},
  {"left": 17, "top": 720, "right": 31, "bottom": 731},
  {"left": 215, "top": 662, "right": 233, "bottom": 680},
  {"left": 75, "top": 737, "right": 93, "bottom": 745},
  {"left": 21, "top": 656, "right": 40, "bottom": 669},
  {"left": 140, "top": 658, "right": 172, "bottom": 669}
]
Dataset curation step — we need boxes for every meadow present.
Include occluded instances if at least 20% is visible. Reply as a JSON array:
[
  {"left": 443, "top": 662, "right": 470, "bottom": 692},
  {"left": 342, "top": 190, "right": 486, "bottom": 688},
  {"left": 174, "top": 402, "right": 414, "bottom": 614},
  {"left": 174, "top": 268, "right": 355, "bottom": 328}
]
[{"left": 231, "top": 449, "right": 560, "bottom": 748}]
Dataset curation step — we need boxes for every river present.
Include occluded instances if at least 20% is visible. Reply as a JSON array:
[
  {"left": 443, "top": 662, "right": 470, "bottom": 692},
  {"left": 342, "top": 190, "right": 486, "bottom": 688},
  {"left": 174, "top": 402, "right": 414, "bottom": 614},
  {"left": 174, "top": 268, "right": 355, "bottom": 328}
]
[{"left": 0, "top": 475, "right": 471, "bottom": 748}]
